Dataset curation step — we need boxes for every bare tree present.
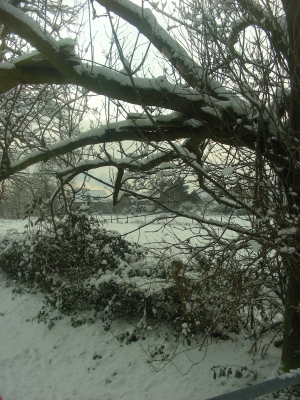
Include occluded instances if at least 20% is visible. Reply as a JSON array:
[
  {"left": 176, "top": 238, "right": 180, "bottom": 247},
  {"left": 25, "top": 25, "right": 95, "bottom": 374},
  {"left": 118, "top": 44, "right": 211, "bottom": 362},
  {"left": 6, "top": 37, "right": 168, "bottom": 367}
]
[{"left": 0, "top": 0, "right": 299, "bottom": 374}]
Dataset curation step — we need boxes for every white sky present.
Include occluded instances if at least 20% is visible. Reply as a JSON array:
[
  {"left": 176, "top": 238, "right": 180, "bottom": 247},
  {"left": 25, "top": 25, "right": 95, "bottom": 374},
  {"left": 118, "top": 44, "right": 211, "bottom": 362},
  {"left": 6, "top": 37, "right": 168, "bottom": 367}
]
[{"left": 75, "top": 0, "right": 174, "bottom": 191}]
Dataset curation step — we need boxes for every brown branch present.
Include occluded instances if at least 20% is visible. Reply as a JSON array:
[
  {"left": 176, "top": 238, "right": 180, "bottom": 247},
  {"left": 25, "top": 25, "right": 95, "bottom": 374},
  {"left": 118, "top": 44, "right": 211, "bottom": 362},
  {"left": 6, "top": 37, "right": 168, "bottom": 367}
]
[
  {"left": 234, "top": 0, "right": 288, "bottom": 58},
  {"left": 56, "top": 149, "right": 181, "bottom": 181},
  {"left": 95, "top": 0, "right": 203, "bottom": 90},
  {"left": 0, "top": 115, "right": 261, "bottom": 182},
  {"left": 113, "top": 168, "right": 124, "bottom": 205},
  {"left": 0, "top": 3, "right": 77, "bottom": 78}
]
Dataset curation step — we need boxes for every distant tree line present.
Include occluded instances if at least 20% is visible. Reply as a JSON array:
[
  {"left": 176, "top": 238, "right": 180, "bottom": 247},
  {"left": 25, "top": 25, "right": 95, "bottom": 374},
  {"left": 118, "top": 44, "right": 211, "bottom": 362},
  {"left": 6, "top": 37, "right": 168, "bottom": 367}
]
[{"left": 0, "top": 167, "right": 57, "bottom": 219}]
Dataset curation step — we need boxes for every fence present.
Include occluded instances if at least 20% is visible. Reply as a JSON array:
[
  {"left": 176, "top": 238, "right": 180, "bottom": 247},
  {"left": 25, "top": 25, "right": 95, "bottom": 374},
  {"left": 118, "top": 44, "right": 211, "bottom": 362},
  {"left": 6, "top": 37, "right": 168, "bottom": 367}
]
[{"left": 206, "top": 370, "right": 300, "bottom": 400}]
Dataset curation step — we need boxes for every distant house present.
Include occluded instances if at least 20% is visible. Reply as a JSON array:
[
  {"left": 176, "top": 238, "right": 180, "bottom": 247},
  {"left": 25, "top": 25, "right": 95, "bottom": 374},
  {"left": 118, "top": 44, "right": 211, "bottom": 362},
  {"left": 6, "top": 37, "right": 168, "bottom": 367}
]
[
  {"left": 84, "top": 190, "right": 108, "bottom": 203},
  {"left": 73, "top": 189, "right": 112, "bottom": 213}
]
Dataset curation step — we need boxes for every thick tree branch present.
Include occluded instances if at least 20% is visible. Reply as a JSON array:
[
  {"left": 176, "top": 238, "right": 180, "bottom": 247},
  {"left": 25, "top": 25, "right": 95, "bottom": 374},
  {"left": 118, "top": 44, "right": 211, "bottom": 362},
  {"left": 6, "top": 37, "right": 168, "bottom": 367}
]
[
  {"left": 0, "top": 63, "right": 206, "bottom": 115},
  {"left": 95, "top": 0, "right": 232, "bottom": 100},
  {"left": 0, "top": 116, "right": 258, "bottom": 182},
  {"left": 0, "top": 1, "right": 229, "bottom": 116},
  {"left": 95, "top": 0, "right": 203, "bottom": 89},
  {"left": 0, "top": 0, "right": 256, "bottom": 143},
  {"left": 57, "top": 150, "right": 180, "bottom": 181},
  {"left": 0, "top": 2, "right": 77, "bottom": 78},
  {"left": 232, "top": 0, "right": 288, "bottom": 59},
  {"left": 0, "top": 0, "right": 287, "bottom": 186},
  {"left": 0, "top": 66, "right": 67, "bottom": 93}
]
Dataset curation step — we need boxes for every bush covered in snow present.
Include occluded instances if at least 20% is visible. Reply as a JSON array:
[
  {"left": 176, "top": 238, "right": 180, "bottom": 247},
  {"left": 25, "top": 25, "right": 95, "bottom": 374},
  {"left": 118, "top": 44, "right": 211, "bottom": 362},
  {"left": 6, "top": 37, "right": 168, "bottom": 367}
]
[
  {"left": 0, "top": 208, "right": 284, "bottom": 343},
  {"left": 0, "top": 208, "right": 142, "bottom": 288},
  {"left": 171, "top": 250, "right": 284, "bottom": 341},
  {"left": 0, "top": 207, "right": 182, "bottom": 328}
]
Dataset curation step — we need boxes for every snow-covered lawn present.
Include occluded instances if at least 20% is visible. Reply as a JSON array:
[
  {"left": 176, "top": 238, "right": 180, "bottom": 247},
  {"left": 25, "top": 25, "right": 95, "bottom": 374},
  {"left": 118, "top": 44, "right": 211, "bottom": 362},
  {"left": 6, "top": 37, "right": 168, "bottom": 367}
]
[{"left": 0, "top": 218, "right": 281, "bottom": 400}]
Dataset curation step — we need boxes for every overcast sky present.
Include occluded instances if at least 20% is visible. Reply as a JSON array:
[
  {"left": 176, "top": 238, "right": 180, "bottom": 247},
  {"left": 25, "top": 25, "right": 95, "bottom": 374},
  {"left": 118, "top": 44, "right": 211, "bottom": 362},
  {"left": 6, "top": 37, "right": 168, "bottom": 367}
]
[{"left": 76, "top": 1, "right": 174, "bottom": 192}]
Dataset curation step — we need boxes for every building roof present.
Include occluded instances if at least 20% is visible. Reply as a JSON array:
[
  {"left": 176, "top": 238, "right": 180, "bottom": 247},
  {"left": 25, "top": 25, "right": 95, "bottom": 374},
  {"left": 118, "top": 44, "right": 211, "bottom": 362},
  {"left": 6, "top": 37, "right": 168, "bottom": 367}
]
[
  {"left": 85, "top": 190, "right": 108, "bottom": 199},
  {"left": 74, "top": 189, "right": 109, "bottom": 203}
]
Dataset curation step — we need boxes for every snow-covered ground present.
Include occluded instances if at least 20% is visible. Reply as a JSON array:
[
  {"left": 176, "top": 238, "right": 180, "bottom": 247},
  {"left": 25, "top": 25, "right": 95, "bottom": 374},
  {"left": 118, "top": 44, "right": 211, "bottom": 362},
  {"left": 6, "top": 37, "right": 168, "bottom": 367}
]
[{"left": 0, "top": 218, "right": 282, "bottom": 400}]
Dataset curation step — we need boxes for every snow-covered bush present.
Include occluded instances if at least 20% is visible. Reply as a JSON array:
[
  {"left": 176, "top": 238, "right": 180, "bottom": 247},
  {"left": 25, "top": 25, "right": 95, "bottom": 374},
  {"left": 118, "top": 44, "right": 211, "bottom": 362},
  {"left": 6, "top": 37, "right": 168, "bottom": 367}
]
[
  {"left": 0, "top": 207, "right": 182, "bottom": 327},
  {"left": 0, "top": 209, "right": 142, "bottom": 310},
  {"left": 1, "top": 207, "right": 279, "bottom": 339},
  {"left": 172, "top": 251, "right": 283, "bottom": 339},
  {"left": 0, "top": 228, "right": 24, "bottom": 278},
  {"left": 0, "top": 208, "right": 141, "bottom": 284}
]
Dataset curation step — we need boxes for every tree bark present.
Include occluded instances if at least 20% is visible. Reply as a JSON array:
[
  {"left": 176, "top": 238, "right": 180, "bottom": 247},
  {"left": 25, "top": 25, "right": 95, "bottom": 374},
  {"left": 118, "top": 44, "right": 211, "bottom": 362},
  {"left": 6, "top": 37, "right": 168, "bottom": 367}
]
[
  {"left": 281, "top": 268, "right": 300, "bottom": 372},
  {"left": 280, "top": 0, "right": 300, "bottom": 376}
]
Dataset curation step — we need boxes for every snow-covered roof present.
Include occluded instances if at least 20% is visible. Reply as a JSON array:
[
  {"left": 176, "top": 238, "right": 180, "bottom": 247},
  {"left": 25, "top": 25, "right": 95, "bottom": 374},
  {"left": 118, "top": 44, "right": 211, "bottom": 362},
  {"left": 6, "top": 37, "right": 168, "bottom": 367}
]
[
  {"left": 74, "top": 189, "right": 108, "bottom": 203},
  {"left": 85, "top": 189, "right": 107, "bottom": 199}
]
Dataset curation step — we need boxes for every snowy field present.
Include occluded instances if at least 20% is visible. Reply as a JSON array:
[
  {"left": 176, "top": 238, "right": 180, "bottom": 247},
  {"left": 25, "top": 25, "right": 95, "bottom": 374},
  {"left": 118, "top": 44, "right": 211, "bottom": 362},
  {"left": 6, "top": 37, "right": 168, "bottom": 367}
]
[{"left": 0, "top": 217, "right": 282, "bottom": 400}]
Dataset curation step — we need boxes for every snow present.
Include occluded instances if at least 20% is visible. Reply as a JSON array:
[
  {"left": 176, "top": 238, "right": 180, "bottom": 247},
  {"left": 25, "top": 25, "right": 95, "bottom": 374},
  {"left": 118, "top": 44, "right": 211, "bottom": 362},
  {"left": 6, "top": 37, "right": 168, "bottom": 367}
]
[
  {"left": 75, "top": 62, "right": 203, "bottom": 102},
  {"left": 0, "top": 218, "right": 284, "bottom": 400},
  {"left": 184, "top": 119, "right": 203, "bottom": 128},
  {"left": 281, "top": 369, "right": 300, "bottom": 379},
  {"left": 249, "top": 240, "right": 261, "bottom": 252},
  {"left": 173, "top": 255, "right": 182, "bottom": 262},
  {"left": 114, "top": 0, "right": 203, "bottom": 81},
  {"left": 0, "top": 2, "right": 57, "bottom": 49},
  {"left": 201, "top": 106, "right": 221, "bottom": 118},
  {"left": 222, "top": 167, "right": 234, "bottom": 176},
  {"left": 279, "top": 246, "right": 295, "bottom": 254},
  {"left": 0, "top": 62, "right": 17, "bottom": 70},
  {"left": 278, "top": 227, "right": 297, "bottom": 236},
  {"left": 7, "top": 38, "right": 76, "bottom": 66},
  {"left": 159, "top": 162, "right": 177, "bottom": 169},
  {"left": 156, "top": 170, "right": 173, "bottom": 177},
  {"left": 9, "top": 110, "right": 209, "bottom": 176},
  {"left": 155, "top": 112, "right": 184, "bottom": 122}
]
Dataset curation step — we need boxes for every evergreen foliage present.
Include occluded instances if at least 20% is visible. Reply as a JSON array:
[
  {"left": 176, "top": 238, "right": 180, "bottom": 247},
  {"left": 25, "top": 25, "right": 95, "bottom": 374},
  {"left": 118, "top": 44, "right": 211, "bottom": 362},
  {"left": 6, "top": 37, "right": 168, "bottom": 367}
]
[
  {"left": 0, "top": 208, "right": 284, "bottom": 347},
  {"left": 0, "top": 208, "right": 182, "bottom": 328}
]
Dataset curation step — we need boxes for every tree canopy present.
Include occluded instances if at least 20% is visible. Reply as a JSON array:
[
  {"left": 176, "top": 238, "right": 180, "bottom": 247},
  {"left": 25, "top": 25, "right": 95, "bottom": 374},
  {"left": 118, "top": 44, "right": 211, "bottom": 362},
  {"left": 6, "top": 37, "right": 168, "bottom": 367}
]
[{"left": 0, "top": 0, "right": 293, "bottom": 182}]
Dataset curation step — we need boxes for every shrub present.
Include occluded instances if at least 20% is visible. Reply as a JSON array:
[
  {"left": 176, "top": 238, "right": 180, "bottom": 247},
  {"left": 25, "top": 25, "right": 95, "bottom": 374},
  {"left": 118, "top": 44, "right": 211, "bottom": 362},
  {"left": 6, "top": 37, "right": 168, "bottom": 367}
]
[
  {"left": 1, "top": 210, "right": 140, "bottom": 282},
  {"left": 0, "top": 207, "right": 181, "bottom": 328},
  {"left": 170, "top": 250, "right": 283, "bottom": 341},
  {"left": 3, "top": 206, "right": 278, "bottom": 341}
]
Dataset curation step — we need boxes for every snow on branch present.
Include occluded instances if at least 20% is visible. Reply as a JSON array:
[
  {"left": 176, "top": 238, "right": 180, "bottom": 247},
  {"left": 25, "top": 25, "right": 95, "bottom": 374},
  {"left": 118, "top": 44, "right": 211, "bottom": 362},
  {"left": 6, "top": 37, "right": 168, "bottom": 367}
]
[
  {"left": 229, "top": 0, "right": 288, "bottom": 58},
  {"left": 0, "top": 2, "right": 77, "bottom": 78},
  {"left": 0, "top": 0, "right": 256, "bottom": 125},
  {"left": 95, "top": 0, "right": 232, "bottom": 100},
  {"left": 0, "top": 116, "right": 197, "bottom": 181},
  {"left": 57, "top": 150, "right": 180, "bottom": 178},
  {"left": 0, "top": 100, "right": 267, "bottom": 183},
  {"left": 0, "top": 61, "right": 205, "bottom": 114},
  {"left": 96, "top": 0, "right": 202, "bottom": 87}
]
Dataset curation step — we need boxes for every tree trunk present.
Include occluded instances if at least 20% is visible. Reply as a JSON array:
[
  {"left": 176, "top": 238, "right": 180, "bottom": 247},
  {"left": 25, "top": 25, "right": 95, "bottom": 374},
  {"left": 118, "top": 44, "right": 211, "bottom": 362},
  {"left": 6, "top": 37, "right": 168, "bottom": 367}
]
[
  {"left": 281, "top": 269, "right": 300, "bottom": 372},
  {"left": 280, "top": 0, "right": 300, "bottom": 375}
]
